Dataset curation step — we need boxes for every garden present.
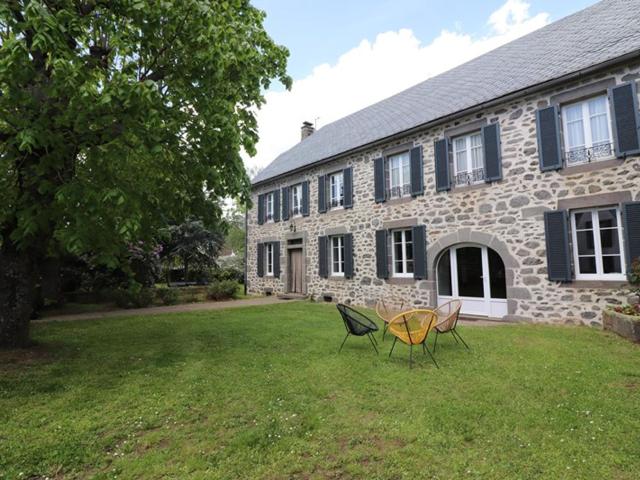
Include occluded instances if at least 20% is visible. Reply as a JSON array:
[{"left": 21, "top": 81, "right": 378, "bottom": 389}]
[{"left": 2, "top": 302, "right": 640, "bottom": 479}]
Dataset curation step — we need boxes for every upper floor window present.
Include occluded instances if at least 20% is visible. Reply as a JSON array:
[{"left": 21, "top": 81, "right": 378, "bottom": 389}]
[
  {"left": 328, "top": 171, "right": 344, "bottom": 208},
  {"left": 387, "top": 152, "right": 411, "bottom": 199},
  {"left": 291, "top": 183, "right": 303, "bottom": 217},
  {"left": 561, "top": 95, "right": 614, "bottom": 166},
  {"left": 331, "top": 235, "right": 344, "bottom": 276},
  {"left": 452, "top": 132, "right": 484, "bottom": 186},
  {"left": 570, "top": 207, "right": 626, "bottom": 281},
  {"left": 392, "top": 229, "right": 414, "bottom": 277},
  {"left": 265, "top": 242, "right": 274, "bottom": 276},
  {"left": 265, "top": 192, "right": 275, "bottom": 222}
]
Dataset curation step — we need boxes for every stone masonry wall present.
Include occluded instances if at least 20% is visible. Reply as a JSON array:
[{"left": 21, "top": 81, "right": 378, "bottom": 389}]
[{"left": 247, "top": 62, "right": 640, "bottom": 326}]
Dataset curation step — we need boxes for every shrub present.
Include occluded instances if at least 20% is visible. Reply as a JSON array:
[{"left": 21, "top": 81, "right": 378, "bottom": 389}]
[
  {"left": 156, "top": 287, "right": 179, "bottom": 306},
  {"left": 207, "top": 280, "right": 238, "bottom": 301},
  {"left": 612, "top": 304, "right": 640, "bottom": 317},
  {"left": 629, "top": 257, "right": 640, "bottom": 296},
  {"left": 111, "top": 286, "right": 155, "bottom": 309}
]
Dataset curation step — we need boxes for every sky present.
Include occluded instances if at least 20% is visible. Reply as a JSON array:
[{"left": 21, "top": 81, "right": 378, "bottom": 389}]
[{"left": 246, "top": 0, "right": 597, "bottom": 174}]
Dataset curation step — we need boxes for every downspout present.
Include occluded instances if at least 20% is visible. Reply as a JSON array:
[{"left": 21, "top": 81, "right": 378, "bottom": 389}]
[{"left": 244, "top": 207, "right": 248, "bottom": 297}]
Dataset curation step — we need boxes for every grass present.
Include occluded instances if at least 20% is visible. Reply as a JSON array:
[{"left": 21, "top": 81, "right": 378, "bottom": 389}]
[{"left": 1, "top": 302, "right": 640, "bottom": 479}]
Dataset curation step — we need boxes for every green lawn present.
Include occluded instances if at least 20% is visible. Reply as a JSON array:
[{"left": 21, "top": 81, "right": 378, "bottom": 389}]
[{"left": 2, "top": 303, "right": 640, "bottom": 479}]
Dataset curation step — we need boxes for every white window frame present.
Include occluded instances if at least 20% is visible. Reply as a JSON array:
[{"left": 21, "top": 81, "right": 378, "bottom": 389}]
[
  {"left": 265, "top": 192, "right": 274, "bottom": 222},
  {"left": 330, "top": 235, "right": 344, "bottom": 276},
  {"left": 265, "top": 243, "right": 274, "bottom": 276},
  {"left": 452, "top": 131, "right": 484, "bottom": 186},
  {"left": 386, "top": 151, "right": 411, "bottom": 199},
  {"left": 391, "top": 229, "right": 414, "bottom": 278},
  {"left": 328, "top": 171, "right": 344, "bottom": 209},
  {"left": 291, "top": 184, "right": 303, "bottom": 217},
  {"left": 570, "top": 207, "right": 626, "bottom": 281},
  {"left": 561, "top": 95, "right": 614, "bottom": 166}
]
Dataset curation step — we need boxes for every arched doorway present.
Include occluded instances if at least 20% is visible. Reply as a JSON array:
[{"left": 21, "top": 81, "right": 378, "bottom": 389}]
[{"left": 436, "top": 244, "right": 507, "bottom": 317}]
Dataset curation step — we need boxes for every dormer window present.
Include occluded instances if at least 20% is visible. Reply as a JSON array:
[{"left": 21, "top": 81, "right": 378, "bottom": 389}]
[{"left": 561, "top": 95, "right": 614, "bottom": 166}]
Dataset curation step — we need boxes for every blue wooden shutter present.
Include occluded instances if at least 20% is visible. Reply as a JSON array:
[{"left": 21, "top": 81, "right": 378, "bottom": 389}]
[
  {"left": 610, "top": 82, "right": 640, "bottom": 157},
  {"left": 536, "top": 105, "right": 563, "bottom": 171},
  {"left": 373, "top": 157, "right": 385, "bottom": 203},
  {"left": 318, "top": 175, "right": 327, "bottom": 213},
  {"left": 410, "top": 146, "right": 424, "bottom": 196},
  {"left": 281, "top": 186, "right": 290, "bottom": 221},
  {"left": 344, "top": 233, "right": 354, "bottom": 279},
  {"left": 375, "top": 229, "right": 388, "bottom": 279},
  {"left": 273, "top": 190, "right": 280, "bottom": 222},
  {"left": 412, "top": 225, "right": 427, "bottom": 279},
  {"left": 318, "top": 236, "right": 328, "bottom": 278},
  {"left": 343, "top": 167, "right": 353, "bottom": 208},
  {"left": 622, "top": 202, "right": 640, "bottom": 274},
  {"left": 434, "top": 138, "right": 451, "bottom": 192},
  {"left": 543, "top": 210, "right": 572, "bottom": 282},
  {"left": 257, "top": 194, "right": 264, "bottom": 225},
  {"left": 273, "top": 241, "right": 281, "bottom": 278},
  {"left": 257, "top": 243, "right": 264, "bottom": 277},
  {"left": 301, "top": 181, "right": 310, "bottom": 216},
  {"left": 482, "top": 123, "right": 502, "bottom": 182}
]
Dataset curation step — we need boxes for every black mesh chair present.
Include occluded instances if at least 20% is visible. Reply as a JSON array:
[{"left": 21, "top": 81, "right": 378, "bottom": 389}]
[{"left": 336, "top": 304, "right": 380, "bottom": 354}]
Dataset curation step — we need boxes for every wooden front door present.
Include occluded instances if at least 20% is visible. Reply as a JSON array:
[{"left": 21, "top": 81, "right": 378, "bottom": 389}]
[{"left": 288, "top": 248, "right": 304, "bottom": 294}]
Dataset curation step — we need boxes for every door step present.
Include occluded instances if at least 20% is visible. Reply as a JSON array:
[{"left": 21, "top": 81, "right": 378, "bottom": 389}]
[{"left": 277, "top": 293, "right": 308, "bottom": 300}]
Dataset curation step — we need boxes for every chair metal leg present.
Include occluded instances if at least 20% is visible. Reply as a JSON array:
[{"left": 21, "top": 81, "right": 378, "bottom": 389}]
[
  {"left": 422, "top": 343, "right": 439, "bottom": 369},
  {"left": 370, "top": 332, "right": 379, "bottom": 345},
  {"left": 451, "top": 331, "right": 460, "bottom": 344},
  {"left": 452, "top": 328, "right": 470, "bottom": 350},
  {"left": 382, "top": 323, "right": 387, "bottom": 342},
  {"left": 367, "top": 333, "right": 379, "bottom": 354},
  {"left": 388, "top": 336, "right": 397, "bottom": 358},
  {"left": 433, "top": 330, "right": 439, "bottom": 353},
  {"left": 338, "top": 333, "right": 349, "bottom": 353}
]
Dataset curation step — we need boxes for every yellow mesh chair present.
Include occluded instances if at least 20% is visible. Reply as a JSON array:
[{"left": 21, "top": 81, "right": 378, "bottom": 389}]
[
  {"left": 432, "top": 300, "right": 469, "bottom": 353},
  {"left": 387, "top": 309, "right": 439, "bottom": 369},
  {"left": 375, "top": 299, "right": 405, "bottom": 341}
]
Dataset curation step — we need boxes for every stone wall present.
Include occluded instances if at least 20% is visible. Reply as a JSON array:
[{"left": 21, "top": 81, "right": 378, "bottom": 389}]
[{"left": 247, "top": 62, "right": 640, "bottom": 326}]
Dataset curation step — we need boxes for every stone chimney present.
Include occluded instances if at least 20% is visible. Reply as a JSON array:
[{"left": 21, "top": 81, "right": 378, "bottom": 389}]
[{"left": 301, "top": 121, "right": 315, "bottom": 141}]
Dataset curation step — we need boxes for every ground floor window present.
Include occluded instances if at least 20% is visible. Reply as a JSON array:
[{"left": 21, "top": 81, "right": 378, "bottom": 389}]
[
  {"left": 265, "top": 243, "right": 274, "bottom": 276},
  {"left": 331, "top": 235, "right": 344, "bottom": 276},
  {"left": 570, "top": 207, "right": 626, "bottom": 280},
  {"left": 392, "top": 229, "right": 413, "bottom": 277}
]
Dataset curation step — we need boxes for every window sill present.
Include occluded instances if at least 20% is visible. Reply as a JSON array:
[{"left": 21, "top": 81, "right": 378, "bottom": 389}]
[
  {"left": 559, "top": 157, "right": 623, "bottom": 176},
  {"left": 559, "top": 280, "right": 628, "bottom": 289},
  {"left": 450, "top": 182, "right": 491, "bottom": 194},
  {"left": 383, "top": 196, "right": 413, "bottom": 206},
  {"left": 387, "top": 277, "right": 415, "bottom": 285}
]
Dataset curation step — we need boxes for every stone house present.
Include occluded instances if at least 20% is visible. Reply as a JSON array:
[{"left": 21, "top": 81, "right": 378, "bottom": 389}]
[{"left": 246, "top": 0, "right": 640, "bottom": 325}]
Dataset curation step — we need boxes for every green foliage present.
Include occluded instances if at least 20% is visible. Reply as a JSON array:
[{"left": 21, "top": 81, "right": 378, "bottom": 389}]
[
  {"left": 611, "top": 303, "right": 640, "bottom": 317},
  {"left": 162, "top": 219, "right": 225, "bottom": 274},
  {"left": 213, "top": 262, "right": 244, "bottom": 283},
  {"left": 111, "top": 285, "right": 155, "bottom": 309},
  {"left": 2, "top": 303, "right": 640, "bottom": 478},
  {"left": 206, "top": 280, "right": 238, "bottom": 300},
  {"left": 156, "top": 287, "right": 179, "bottom": 306},
  {"left": 0, "top": 1, "right": 290, "bottom": 265},
  {"left": 629, "top": 257, "right": 640, "bottom": 294}
]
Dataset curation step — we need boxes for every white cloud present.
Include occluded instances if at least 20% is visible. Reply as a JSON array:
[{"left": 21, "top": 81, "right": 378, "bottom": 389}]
[{"left": 246, "top": 0, "right": 549, "bottom": 174}]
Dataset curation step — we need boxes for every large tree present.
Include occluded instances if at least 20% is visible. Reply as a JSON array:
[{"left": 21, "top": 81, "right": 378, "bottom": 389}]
[{"left": 0, "top": 1, "right": 290, "bottom": 347}]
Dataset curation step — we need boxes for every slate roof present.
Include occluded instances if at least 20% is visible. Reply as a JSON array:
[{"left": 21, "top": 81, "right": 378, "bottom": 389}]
[{"left": 253, "top": 0, "right": 640, "bottom": 185}]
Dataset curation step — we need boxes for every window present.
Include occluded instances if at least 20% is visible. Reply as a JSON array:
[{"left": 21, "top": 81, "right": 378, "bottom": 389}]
[
  {"left": 392, "top": 229, "right": 413, "bottom": 277},
  {"left": 570, "top": 207, "right": 626, "bottom": 280},
  {"left": 265, "top": 243, "right": 274, "bottom": 276},
  {"left": 328, "top": 172, "right": 344, "bottom": 208},
  {"left": 331, "top": 235, "right": 344, "bottom": 276},
  {"left": 386, "top": 152, "right": 411, "bottom": 198},
  {"left": 265, "top": 192, "right": 274, "bottom": 222},
  {"left": 452, "top": 132, "right": 484, "bottom": 186},
  {"left": 561, "top": 95, "right": 614, "bottom": 166},
  {"left": 291, "top": 184, "right": 303, "bottom": 216}
]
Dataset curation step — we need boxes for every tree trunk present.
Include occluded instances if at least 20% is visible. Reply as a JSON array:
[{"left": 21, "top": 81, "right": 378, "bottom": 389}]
[{"left": 0, "top": 244, "right": 37, "bottom": 348}]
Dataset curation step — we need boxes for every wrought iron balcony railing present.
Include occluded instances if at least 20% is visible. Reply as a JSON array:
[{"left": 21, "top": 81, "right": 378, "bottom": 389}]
[
  {"left": 454, "top": 168, "right": 485, "bottom": 187},
  {"left": 565, "top": 142, "right": 614, "bottom": 166},
  {"left": 329, "top": 197, "right": 344, "bottom": 208},
  {"left": 386, "top": 183, "right": 412, "bottom": 199}
]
